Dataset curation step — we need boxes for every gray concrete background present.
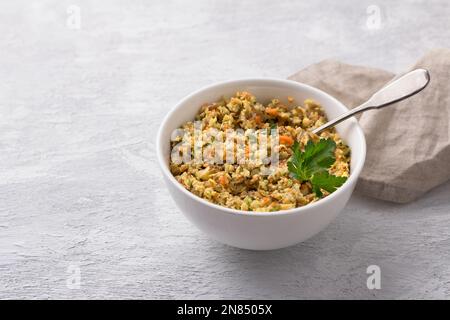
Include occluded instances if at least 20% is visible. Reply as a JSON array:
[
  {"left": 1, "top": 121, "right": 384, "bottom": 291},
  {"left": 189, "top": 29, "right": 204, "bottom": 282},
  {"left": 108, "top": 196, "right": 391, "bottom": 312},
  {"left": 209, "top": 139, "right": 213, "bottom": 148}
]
[{"left": 1, "top": 0, "right": 450, "bottom": 299}]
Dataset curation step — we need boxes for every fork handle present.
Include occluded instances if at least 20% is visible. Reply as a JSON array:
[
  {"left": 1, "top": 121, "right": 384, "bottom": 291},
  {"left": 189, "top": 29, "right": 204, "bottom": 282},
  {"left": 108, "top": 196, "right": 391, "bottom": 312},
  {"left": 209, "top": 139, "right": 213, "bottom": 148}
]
[{"left": 312, "top": 68, "right": 430, "bottom": 134}]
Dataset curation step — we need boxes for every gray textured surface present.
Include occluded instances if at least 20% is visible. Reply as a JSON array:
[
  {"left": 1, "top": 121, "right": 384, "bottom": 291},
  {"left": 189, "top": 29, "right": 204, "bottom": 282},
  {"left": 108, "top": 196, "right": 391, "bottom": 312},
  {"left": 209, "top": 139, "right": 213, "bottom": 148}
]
[{"left": 1, "top": 0, "right": 450, "bottom": 299}]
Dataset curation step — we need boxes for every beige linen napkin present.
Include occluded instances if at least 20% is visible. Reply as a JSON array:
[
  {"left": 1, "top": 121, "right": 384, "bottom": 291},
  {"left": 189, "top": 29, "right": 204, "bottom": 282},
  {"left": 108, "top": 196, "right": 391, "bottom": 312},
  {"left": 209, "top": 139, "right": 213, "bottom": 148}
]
[{"left": 289, "top": 48, "right": 450, "bottom": 203}]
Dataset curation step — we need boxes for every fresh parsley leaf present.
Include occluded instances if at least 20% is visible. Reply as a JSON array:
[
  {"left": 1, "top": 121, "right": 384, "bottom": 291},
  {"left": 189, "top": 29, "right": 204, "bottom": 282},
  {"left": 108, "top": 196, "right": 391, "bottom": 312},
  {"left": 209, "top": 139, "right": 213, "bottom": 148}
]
[
  {"left": 287, "top": 138, "right": 348, "bottom": 197},
  {"left": 311, "top": 171, "right": 347, "bottom": 197},
  {"left": 302, "top": 139, "right": 336, "bottom": 175},
  {"left": 287, "top": 141, "right": 309, "bottom": 181}
]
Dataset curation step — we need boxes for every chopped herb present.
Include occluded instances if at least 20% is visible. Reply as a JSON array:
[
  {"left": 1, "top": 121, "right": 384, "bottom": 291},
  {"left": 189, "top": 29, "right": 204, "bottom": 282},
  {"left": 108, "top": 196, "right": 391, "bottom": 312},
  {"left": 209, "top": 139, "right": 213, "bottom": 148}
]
[
  {"left": 287, "top": 139, "right": 347, "bottom": 197},
  {"left": 269, "top": 122, "right": 278, "bottom": 130}
]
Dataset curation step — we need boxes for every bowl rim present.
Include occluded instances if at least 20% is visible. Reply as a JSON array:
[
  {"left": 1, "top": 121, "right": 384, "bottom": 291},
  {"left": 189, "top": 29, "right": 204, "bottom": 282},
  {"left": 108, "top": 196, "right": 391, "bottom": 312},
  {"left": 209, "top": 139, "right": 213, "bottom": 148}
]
[{"left": 156, "top": 78, "right": 366, "bottom": 217}]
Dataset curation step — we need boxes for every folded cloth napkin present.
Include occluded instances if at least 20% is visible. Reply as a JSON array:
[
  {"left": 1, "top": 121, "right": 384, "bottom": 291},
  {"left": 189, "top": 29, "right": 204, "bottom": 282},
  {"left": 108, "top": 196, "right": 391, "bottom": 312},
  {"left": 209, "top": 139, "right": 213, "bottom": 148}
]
[{"left": 288, "top": 48, "right": 450, "bottom": 203}]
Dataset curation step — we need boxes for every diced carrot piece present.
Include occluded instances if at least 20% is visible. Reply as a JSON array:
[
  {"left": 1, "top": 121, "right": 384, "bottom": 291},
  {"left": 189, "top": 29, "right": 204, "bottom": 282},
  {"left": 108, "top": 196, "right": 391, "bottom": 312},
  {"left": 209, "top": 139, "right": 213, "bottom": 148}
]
[
  {"left": 254, "top": 114, "right": 262, "bottom": 125},
  {"left": 279, "top": 135, "right": 294, "bottom": 146},
  {"left": 262, "top": 197, "right": 271, "bottom": 205},
  {"left": 265, "top": 108, "right": 278, "bottom": 116},
  {"left": 218, "top": 175, "right": 229, "bottom": 186}
]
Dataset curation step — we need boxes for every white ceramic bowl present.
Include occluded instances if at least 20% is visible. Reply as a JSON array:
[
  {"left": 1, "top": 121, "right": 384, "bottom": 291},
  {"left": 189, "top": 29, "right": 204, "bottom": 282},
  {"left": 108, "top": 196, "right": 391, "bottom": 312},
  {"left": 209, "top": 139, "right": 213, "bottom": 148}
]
[{"left": 157, "top": 79, "right": 366, "bottom": 250}]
